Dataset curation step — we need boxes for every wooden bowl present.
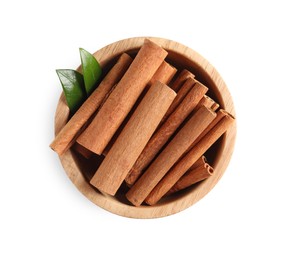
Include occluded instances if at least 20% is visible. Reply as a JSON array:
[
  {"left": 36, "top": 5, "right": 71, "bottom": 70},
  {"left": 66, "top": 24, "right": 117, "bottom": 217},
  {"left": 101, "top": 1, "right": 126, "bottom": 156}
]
[{"left": 54, "top": 37, "right": 236, "bottom": 218}]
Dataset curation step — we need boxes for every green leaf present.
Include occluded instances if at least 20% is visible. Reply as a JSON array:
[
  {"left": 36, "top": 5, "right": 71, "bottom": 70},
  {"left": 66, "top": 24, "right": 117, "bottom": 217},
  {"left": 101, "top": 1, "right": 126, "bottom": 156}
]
[
  {"left": 79, "top": 48, "right": 102, "bottom": 96},
  {"left": 56, "top": 69, "right": 86, "bottom": 114}
]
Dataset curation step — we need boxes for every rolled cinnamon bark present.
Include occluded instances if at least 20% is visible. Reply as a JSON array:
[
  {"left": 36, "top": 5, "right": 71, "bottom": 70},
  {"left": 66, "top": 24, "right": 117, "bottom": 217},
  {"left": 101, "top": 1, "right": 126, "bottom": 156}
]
[
  {"left": 50, "top": 53, "right": 133, "bottom": 155},
  {"left": 196, "top": 95, "right": 215, "bottom": 110},
  {"left": 101, "top": 61, "right": 177, "bottom": 157},
  {"left": 77, "top": 39, "right": 168, "bottom": 155},
  {"left": 125, "top": 81, "right": 208, "bottom": 186},
  {"left": 190, "top": 109, "right": 229, "bottom": 149},
  {"left": 125, "top": 106, "right": 216, "bottom": 206},
  {"left": 162, "top": 77, "right": 196, "bottom": 120},
  {"left": 170, "top": 69, "right": 195, "bottom": 92},
  {"left": 190, "top": 155, "right": 207, "bottom": 170},
  {"left": 192, "top": 95, "right": 219, "bottom": 116},
  {"left": 211, "top": 101, "right": 220, "bottom": 112},
  {"left": 149, "top": 61, "right": 177, "bottom": 86},
  {"left": 90, "top": 81, "right": 176, "bottom": 195},
  {"left": 165, "top": 163, "right": 214, "bottom": 196},
  {"left": 144, "top": 112, "right": 234, "bottom": 205}
]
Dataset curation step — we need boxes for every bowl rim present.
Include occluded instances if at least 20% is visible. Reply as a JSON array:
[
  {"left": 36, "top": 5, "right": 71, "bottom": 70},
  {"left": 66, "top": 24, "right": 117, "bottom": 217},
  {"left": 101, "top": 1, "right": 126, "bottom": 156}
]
[{"left": 54, "top": 36, "right": 236, "bottom": 218}]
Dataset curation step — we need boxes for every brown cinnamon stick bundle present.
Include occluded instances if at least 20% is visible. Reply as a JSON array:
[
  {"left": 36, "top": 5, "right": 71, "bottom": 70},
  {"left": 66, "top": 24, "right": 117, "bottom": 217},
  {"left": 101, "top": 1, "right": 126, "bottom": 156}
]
[
  {"left": 165, "top": 163, "right": 214, "bottom": 196},
  {"left": 90, "top": 81, "right": 176, "bottom": 195},
  {"left": 145, "top": 111, "right": 234, "bottom": 205},
  {"left": 126, "top": 106, "right": 216, "bottom": 206},
  {"left": 101, "top": 61, "right": 177, "bottom": 156},
  {"left": 170, "top": 69, "right": 195, "bottom": 92},
  {"left": 125, "top": 81, "right": 208, "bottom": 186},
  {"left": 50, "top": 53, "right": 133, "bottom": 155},
  {"left": 77, "top": 39, "right": 168, "bottom": 155}
]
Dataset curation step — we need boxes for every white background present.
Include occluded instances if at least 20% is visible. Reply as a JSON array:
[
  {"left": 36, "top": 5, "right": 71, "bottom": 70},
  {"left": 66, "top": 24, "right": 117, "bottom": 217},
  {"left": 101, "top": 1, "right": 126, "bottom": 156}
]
[{"left": 1, "top": 0, "right": 283, "bottom": 259}]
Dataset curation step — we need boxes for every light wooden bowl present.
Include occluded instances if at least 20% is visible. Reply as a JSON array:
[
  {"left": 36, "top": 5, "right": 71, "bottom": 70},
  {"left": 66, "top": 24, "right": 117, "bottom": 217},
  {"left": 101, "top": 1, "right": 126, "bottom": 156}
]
[{"left": 54, "top": 37, "right": 236, "bottom": 218}]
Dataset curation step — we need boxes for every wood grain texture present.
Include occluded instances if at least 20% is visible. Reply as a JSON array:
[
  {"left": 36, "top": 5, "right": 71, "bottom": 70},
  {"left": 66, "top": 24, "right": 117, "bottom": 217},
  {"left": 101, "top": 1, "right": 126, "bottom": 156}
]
[{"left": 53, "top": 37, "right": 236, "bottom": 218}]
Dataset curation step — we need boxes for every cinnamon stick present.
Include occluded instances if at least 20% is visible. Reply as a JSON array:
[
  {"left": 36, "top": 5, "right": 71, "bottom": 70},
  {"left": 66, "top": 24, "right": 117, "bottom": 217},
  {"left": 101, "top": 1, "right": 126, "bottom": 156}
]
[
  {"left": 50, "top": 53, "right": 133, "bottom": 155},
  {"left": 90, "top": 81, "right": 176, "bottom": 195},
  {"left": 125, "top": 81, "right": 208, "bottom": 186},
  {"left": 162, "top": 77, "right": 196, "bottom": 120},
  {"left": 190, "top": 155, "right": 207, "bottom": 170},
  {"left": 77, "top": 39, "right": 168, "bottom": 155},
  {"left": 149, "top": 61, "right": 177, "bottom": 86},
  {"left": 196, "top": 95, "right": 215, "bottom": 110},
  {"left": 192, "top": 94, "right": 219, "bottom": 115},
  {"left": 211, "top": 101, "right": 220, "bottom": 111},
  {"left": 178, "top": 108, "right": 227, "bottom": 159},
  {"left": 190, "top": 109, "right": 229, "bottom": 149},
  {"left": 165, "top": 163, "right": 214, "bottom": 196},
  {"left": 125, "top": 106, "right": 216, "bottom": 206},
  {"left": 170, "top": 69, "right": 195, "bottom": 92},
  {"left": 101, "top": 61, "right": 177, "bottom": 157},
  {"left": 144, "top": 112, "right": 234, "bottom": 205}
]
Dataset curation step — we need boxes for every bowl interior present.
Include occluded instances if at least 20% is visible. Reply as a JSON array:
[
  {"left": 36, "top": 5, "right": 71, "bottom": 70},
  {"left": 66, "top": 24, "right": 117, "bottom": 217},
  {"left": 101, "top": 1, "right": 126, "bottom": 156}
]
[
  {"left": 70, "top": 48, "right": 225, "bottom": 204},
  {"left": 56, "top": 37, "right": 236, "bottom": 218}
]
